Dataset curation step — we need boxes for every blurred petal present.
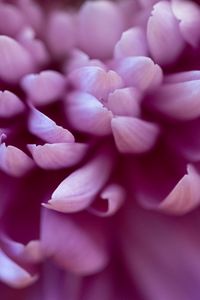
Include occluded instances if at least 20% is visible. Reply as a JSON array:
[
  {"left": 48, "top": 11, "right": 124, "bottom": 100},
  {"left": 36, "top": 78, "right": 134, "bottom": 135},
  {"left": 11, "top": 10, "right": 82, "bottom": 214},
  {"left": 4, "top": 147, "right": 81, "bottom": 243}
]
[
  {"left": 41, "top": 209, "right": 109, "bottom": 275},
  {"left": 66, "top": 92, "right": 112, "bottom": 136},
  {"left": 28, "top": 142, "right": 88, "bottom": 170},
  {"left": 89, "top": 184, "right": 125, "bottom": 217},
  {"left": 68, "top": 66, "right": 123, "bottom": 100},
  {"left": 78, "top": 1, "right": 124, "bottom": 58},
  {"left": 164, "top": 71, "right": 200, "bottom": 84},
  {"left": 0, "top": 4, "right": 25, "bottom": 37},
  {"left": 45, "top": 148, "right": 115, "bottom": 213},
  {"left": 111, "top": 116, "right": 159, "bottom": 153},
  {"left": 147, "top": 1, "right": 184, "bottom": 65},
  {"left": 28, "top": 107, "right": 74, "bottom": 143},
  {"left": 0, "top": 143, "right": 35, "bottom": 177},
  {"left": 21, "top": 71, "right": 65, "bottom": 106},
  {"left": 0, "top": 90, "right": 25, "bottom": 118}
]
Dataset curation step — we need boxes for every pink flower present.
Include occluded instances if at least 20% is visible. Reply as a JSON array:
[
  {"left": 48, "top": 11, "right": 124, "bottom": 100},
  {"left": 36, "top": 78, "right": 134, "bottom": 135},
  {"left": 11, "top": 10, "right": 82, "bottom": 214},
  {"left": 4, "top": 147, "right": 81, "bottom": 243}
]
[{"left": 1, "top": 0, "right": 200, "bottom": 299}]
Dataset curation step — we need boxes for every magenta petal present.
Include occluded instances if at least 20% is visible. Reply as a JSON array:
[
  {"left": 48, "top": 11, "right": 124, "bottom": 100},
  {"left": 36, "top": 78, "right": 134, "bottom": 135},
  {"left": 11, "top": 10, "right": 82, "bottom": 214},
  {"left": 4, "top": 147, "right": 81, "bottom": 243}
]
[
  {"left": 147, "top": 1, "right": 184, "bottom": 65},
  {"left": 28, "top": 107, "right": 75, "bottom": 143},
  {"left": 150, "top": 80, "right": 200, "bottom": 120},
  {"left": 111, "top": 116, "right": 159, "bottom": 154},
  {"left": 0, "top": 143, "right": 35, "bottom": 177},
  {"left": 114, "top": 27, "right": 148, "bottom": 59},
  {"left": 66, "top": 92, "right": 112, "bottom": 136},
  {"left": 89, "top": 183, "right": 125, "bottom": 217},
  {"left": 0, "top": 90, "right": 25, "bottom": 118},
  {"left": 172, "top": 0, "right": 200, "bottom": 47},
  {"left": 164, "top": 71, "right": 200, "bottom": 84},
  {"left": 107, "top": 87, "right": 141, "bottom": 117},
  {"left": 77, "top": 0, "right": 124, "bottom": 58},
  {"left": 28, "top": 142, "right": 88, "bottom": 170},
  {"left": 45, "top": 149, "right": 115, "bottom": 213},
  {"left": 68, "top": 66, "right": 123, "bottom": 100},
  {"left": 0, "top": 249, "right": 38, "bottom": 288},
  {"left": 0, "top": 35, "right": 34, "bottom": 83},
  {"left": 115, "top": 56, "right": 163, "bottom": 91},
  {"left": 21, "top": 70, "right": 65, "bottom": 106},
  {"left": 41, "top": 209, "right": 109, "bottom": 275}
]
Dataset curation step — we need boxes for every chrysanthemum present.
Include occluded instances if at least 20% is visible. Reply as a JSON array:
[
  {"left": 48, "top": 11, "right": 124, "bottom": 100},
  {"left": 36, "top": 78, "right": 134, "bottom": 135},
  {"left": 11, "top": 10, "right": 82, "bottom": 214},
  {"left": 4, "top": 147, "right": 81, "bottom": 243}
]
[{"left": 1, "top": 0, "right": 200, "bottom": 299}]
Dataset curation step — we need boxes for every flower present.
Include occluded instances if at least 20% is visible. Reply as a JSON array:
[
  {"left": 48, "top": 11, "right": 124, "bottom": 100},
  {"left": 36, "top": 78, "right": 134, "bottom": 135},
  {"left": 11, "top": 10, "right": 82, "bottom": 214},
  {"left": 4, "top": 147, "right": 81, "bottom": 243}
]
[{"left": 1, "top": 0, "right": 200, "bottom": 299}]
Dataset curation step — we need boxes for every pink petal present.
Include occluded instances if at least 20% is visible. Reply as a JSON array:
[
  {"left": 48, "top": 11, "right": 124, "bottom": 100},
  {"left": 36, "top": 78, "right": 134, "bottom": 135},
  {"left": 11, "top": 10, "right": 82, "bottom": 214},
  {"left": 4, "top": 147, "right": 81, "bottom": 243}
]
[
  {"left": 45, "top": 11, "right": 76, "bottom": 57},
  {"left": 107, "top": 87, "right": 141, "bottom": 117},
  {"left": 41, "top": 209, "right": 109, "bottom": 275},
  {"left": 0, "top": 90, "right": 25, "bottom": 118},
  {"left": 66, "top": 92, "right": 112, "bottom": 136},
  {"left": 115, "top": 56, "right": 163, "bottom": 91},
  {"left": 0, "top": 143, "right": 35, "bottom": 177},
  {"left": 68, "top": 66, "right": 123, "bottom": 100},
  {"left": 0, "top": 249, "right": 38, "bottom": 288},
  {"left": 21, "top": 71, "right": 65, "bottom": 106},
  {"left": 0, "top": 3, "right": 25, "bottom": 37},
  {"left": 28, "top": 107, "right": 75, "bottom": 143},
  {"left": 111, "top": 116, "right": 159, "bottom": 153},
  {"left": 150, "top": 80, "right": 200, "bottom": 120},
  {"left": 164, "top": 71, "right": 200, "bottom": 84},
  {"left": 28, "top": 142, "right": 88, "bottom": 170},
  {"left": 44, "top": 149, "right": 115, "bottom": 213},
  {"left": 89, "top": 184, "right": 125, "bottom": 217},
  {"left": 0, "top": 35, "right": 34, "bottom": 83},
  {"left": 172, "top": 0, "right": 200, "bottom": 46},
  {"left": 147, "top": 1, "right": 184, "bottom": 65},
  {"left": 114, "top": 27, "right": 148, "bottom": 59},
  {"left": 77, "top": 1, "right": 124, "bottom": 58}
]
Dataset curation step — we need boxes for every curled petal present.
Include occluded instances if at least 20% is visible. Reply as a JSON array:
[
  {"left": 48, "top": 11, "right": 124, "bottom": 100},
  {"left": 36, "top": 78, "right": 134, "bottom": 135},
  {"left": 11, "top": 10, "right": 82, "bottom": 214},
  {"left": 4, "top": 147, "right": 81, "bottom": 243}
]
[
  {"left": 41, "top": 209, "right": 109, "bottom": 275},
  {"left": 0, "top": 4, "right": 25, "bottom": 37},
  {"left": 115, "top": 56, "right": 163, "bottom": 91},
  {"left": 147, "top": 1, "right": 184, "bottom": 65},
  {"left": 28, "top": 108, "right": 74, "bottom": 143},
  {"left": 0, "top": 249, "right": 38, "bottom": 288},
  {"left": 89, "top": 184, "right": 125, "bottom": 217},
  {"left": 44, "top": 149, "right": 115, "bottom": 213},
  {"left": 114, "top": 27, "right": 148, "bottom": 59},
  {"left": 172, "top": 0, "right": 200, "bottom": 46},
  {"left": 78, "top": 0, "right": 124, "bottom": 58},
  {"left": 0, "top": 90, "right": 25, "bottom": 118},
  {"left": 0, "top": 35, "right": 34, "bottom": 83},
  {"left": 66, "top": 92, "right": 112, "bottom": 136},
  {"left": 107, "top": 87, "right": 141, "bottom": 117},
  {"left": 68, "top": 66, "right": 123, "bottom": 100},
  {"left": 21, "top": 70, "right": 65, "bottom": 106},
  {"left": 150, "top": 80, "right": 200, "bottom": 120},
  {"left": 111, "top": 116, "right": 159, "bottom": 153},
  {"left": 28, "top": 142, "right": 88, "bottom": 170},
  {"left": 0, "top": 143, "right": 35, "bottom": 177},
  {"left": 157, "top": 165, "right": 200, "bottom": 215}
]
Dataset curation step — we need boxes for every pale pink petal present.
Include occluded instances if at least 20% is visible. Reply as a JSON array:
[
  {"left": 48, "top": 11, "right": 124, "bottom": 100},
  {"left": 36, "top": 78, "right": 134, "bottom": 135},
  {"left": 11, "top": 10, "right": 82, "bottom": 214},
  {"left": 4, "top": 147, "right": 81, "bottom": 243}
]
[
  {"left": 111, "top": 116, "right": 159, "bottom": 153},
  {"left": 44, "top": 149, "right": 115, "bottom": 213},
  {"left": 114, "top": 27, "right": 148, "bottom": 59},
  {"left": 21, "top": 71, "right": 65, "bottom": 106},
  {"left": 0, "top": 3, "right": 25, "bottom": 37},
  {"left": 150, "top": 80, "right": 200, "bottom": 120},
  {"left": 107, "top": 87, "right": 141, "bottom": 117},
  {"left": 46, "top": 11, "right": 76, "bottom": 57},
  {"left": 0, "top": 143, "right": 35, "bottom": 177},
  {"left": 78, "top": 1, "right": 124, "bottom": 58},
  {"left": 147, "top": 1, "right": 184, "bottom": 65},
  {"left": 66, "top": 92, "right": 112, "bottom": 136},
  {"left": 164, "top": 71, "right": 200, "bottom": 84},
  {"left": 0, "top": 90, "right": 25, "bottom": 118},
  {"left": 172, "top": 0, "right": 200, "bottom": 46},
  {"left": 41, "top": 209, "right": 109, "bottom": 275},
  {"left": 115, "top": 56, "right": 163, "bottom": 91},
  {"left": 28, "top": 142, "right": 88, "bottom": 170},
  {"left": 89, "top": 184, "right": 125, "bottom": 217},
  {"left": 68, "top": 66, "right": 123, "bottom": 100},
  {"left": 28, "top": 107, "right": 74, "bottom": 143},
  {"left": 0, "top": 249, "right": 38, "bottom": 288}
]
